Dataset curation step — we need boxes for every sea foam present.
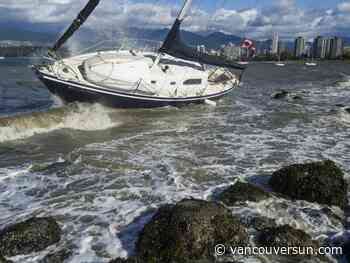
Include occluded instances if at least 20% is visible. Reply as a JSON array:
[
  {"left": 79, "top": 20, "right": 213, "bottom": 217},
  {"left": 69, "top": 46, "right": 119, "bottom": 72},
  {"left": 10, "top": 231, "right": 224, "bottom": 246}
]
[{"left": 0, "top": 103, "right": 120, "bottom": 142}]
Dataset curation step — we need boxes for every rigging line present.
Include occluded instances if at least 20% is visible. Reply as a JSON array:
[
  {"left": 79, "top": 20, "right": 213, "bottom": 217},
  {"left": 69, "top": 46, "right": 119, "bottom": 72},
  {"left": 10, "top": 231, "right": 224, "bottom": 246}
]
[
  {"left": 122, "top": 0, "right": 130, "bottom": 45},
  {"left": 174, "top": 0, "right": 193, "bottom": 89}
]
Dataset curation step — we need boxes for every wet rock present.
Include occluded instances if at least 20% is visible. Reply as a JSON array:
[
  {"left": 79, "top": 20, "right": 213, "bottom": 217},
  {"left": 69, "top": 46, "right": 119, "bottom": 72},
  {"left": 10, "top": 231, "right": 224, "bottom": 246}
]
[
  {"left": 109, "top": 258, "right": 138, "bottom": 263},
  {"left": 241, "top": 216, "right": 277, "bottom": 232},
  {"left": 335, "top": 104, "right": 345, "bottom": 108},
  {"left": 218, "top": 182, "right": 272, "bottom": 206},
  {"left": 269, "top": 160, "right": 347, "bottom": 209},
  {"left": 0, "top": 217, "right": 61, "bottom": 257},
  {"left": 136, "top": 199, "right": 248, "bottom": 262},
  {"left": 30, "top": 161, "right": 71, "bottom": 175},
  {"left": 258, "top": 225, "right": 318, "bottom": 247},
  {"left": 258, "top": 225, "right": 326, "bottom": 262},
  {"left": 0, "top": 255, "right": 12, "bottom": 263},
  {"left": 109, "top": 259, "right": 236, "bottom": 263},
  {"left": 39, "top": 248, "right": 72, "bottom": 263},
  {"left": 292, "top": 95, "right": 303, "bottom": 101},
  {"left": 272, "top": 90, "right": 289, "bottom": 99},
  {"left": 184, "top": 261, "right": 241, "bottom": 263}
]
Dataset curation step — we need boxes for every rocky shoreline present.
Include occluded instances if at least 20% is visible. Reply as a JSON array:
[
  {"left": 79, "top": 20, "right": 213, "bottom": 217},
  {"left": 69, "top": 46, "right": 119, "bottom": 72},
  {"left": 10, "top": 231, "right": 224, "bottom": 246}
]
[{"left": 0, "top": 160, "right": 349, "bottom": 263}]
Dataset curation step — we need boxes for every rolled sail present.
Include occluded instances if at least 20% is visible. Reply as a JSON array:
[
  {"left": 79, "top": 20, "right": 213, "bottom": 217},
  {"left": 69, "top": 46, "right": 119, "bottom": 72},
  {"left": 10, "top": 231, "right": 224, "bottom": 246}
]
[
  {"left": 51, "top": 0, "right": 100, "bottom": 52},
  {"left": 159, "top": 1, "right": 246, "bottom": 70}
]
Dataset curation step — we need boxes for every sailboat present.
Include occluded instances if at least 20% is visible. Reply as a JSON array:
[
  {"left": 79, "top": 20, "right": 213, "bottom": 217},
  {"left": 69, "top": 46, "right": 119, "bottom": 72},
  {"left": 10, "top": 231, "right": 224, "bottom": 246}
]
[
  {"left": 33, "top": 0, "right": 245, "bottom": 108},
  {"left": 305, "top": 58, "right": 317, "bottom": 67},
  {"left": 275, "top": 54, "right": 285, "bottom": 67},
  {"left": 275, "top": 62, "right": 285, "bottom": 67}
]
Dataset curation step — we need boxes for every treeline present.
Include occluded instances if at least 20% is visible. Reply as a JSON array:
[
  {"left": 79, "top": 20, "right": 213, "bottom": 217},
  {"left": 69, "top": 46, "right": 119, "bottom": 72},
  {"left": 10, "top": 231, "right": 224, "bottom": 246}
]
[
  {"left": 0, "top": 46, "right": 49, "bottom": 57},
  {"left": 0, "top": 46, "right": 70, "bottom": 57},
  {"left": 252, "top": 52, "right": 345, "bottom": 62}
]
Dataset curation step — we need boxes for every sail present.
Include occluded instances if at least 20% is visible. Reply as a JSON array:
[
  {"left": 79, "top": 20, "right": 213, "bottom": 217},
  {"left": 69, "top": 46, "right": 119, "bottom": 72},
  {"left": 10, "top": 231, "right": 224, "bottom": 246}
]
[
  {"left": 51, "top": 0, "right": 100, "bottom": 53},
  {"left": 159, "top": 0, "right": 246, "bottom": 70}
]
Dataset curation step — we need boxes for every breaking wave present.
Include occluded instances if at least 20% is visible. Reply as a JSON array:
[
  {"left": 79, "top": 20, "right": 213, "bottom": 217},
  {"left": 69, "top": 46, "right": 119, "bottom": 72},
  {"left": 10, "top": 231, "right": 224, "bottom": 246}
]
[
  {"left": 0, "top": 103, "right": 120, "bottom": 142},
  {"left": 338, "top": 107, "right": 350, "bottom": 125}
]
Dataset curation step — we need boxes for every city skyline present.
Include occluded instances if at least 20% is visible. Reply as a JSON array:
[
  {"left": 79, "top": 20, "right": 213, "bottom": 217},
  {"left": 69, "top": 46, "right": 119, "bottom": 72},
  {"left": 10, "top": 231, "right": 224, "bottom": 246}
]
[
  {"left": 1, "top": 0, "right": 350, "bottom": 40},
  {"left": 218, "top": 32, "right": 345, "bottom": 61}
]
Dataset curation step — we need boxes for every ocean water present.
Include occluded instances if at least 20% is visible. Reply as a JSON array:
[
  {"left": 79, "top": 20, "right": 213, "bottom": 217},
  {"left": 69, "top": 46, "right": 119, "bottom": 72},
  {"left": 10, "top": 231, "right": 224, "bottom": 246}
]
[{"left": 0, "top": 58, "right": 350, "bottom": 262}]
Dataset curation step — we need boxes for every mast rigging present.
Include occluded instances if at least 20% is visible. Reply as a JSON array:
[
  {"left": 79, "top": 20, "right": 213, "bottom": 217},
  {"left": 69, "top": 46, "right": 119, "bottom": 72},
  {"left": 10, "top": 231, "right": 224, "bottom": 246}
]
[{"left": 50, "top": 0, "right": 100, "bottom": 56}]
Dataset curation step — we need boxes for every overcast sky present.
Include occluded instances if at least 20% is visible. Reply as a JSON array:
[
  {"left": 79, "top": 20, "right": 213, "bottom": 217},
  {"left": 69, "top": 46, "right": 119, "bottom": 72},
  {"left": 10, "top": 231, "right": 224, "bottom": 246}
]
[{"left": 1, "top": 0, "right": 350, "bottom": 40}]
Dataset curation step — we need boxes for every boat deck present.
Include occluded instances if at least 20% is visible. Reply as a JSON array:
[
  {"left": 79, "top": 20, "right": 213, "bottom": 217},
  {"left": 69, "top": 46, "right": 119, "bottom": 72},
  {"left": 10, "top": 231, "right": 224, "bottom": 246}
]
[{"left": 38, "top": 50, "right": 239, "bottom": 99}]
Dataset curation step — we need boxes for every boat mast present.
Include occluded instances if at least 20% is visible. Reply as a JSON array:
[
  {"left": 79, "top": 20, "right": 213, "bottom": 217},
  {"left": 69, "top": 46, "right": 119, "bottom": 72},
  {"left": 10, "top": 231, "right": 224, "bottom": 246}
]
[
  {"left": 178, "top": 0, "right": 193, "bottom": 21},
  {"left": 49, "top": 0, "right": 100, "bottom": 57},
  {"left": 152, "top": 0, "right": 193, "bottom": 67},
  {"left": 162, "top": 0, "right": 193, "bottom": 46},
  {"left": 156, "top": 0, "right": 245, "bottom": 70}
]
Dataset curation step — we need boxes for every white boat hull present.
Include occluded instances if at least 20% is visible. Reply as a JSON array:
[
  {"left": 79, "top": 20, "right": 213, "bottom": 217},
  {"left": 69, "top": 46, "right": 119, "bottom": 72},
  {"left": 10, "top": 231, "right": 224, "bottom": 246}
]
[
  {"left": 35, "top": 71, "right": 236, "bottom": 108},
  {"left": 34, "top": 50, "right": 241, "bottom": 108}
]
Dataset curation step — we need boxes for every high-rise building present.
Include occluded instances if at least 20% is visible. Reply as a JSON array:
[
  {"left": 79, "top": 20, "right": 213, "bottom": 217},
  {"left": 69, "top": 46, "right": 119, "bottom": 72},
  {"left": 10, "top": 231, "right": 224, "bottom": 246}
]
[
  {"left": 278, "top": 41, "right": 287, "bottom": 54},
  {"left": 313, "top": 36, "right": 344, "bottom": 59},
  {"left": 313, "top": 36, "right": 327, "bottom": 59},
  {"left": 197, "top": 45, "right": 206, "bottom": 53},
  {"left": 330, "top": 37, "right": 344, "bottom": 59},
  {"left": 271, "top": 32, "right": 279, "bottom": 54},
  {"left": 294, "top": 37, "right": 305, "bottom": 58},
  {"left": 325, "top": 38, "right": 333, "bottom": 58},
  {"left": 305, "top": 43, "right": 312, "bottom": 58},
  {"left": 222, "top": 43, "right": 242, "bottom": 60}
]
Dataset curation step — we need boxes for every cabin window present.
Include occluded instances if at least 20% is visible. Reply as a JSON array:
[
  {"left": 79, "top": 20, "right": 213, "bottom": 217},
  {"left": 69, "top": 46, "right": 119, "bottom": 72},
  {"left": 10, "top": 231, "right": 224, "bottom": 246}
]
[
  {"left": 170, "top": 82, "right": 176, "bottom": 85},
  {"left": 151, "top": 81, "right": 157, "bottom": 84},
  {"left": 183, "top": 79, "right": 202, "bottom": 85}
]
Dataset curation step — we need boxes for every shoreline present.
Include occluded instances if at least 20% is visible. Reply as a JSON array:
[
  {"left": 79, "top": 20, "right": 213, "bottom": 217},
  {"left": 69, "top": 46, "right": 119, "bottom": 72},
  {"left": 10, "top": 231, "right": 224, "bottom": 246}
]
[{"left": 0, "top": 160, "right": 348, "bottom": 263}]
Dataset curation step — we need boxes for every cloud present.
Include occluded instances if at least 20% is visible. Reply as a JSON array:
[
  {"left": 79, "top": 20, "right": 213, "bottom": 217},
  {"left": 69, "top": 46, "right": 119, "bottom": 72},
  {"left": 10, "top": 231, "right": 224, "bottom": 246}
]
[
  {"left": 0, "top": 0, "right": 84, "bottom": 23},
  {"left": 0, "top": 0, "right": 349, "bottom": 40},
  {"left": 238, "top": 0, "right": 350, "bottom": 39},
  {"left": 338, "top": 2, "right": 350, "bottom": 13}
]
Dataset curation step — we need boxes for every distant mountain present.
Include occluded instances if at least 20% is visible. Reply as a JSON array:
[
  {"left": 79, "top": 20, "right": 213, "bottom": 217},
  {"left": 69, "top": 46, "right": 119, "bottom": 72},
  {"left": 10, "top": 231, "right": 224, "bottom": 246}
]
[
  {"left": 72, "top": 27, "right": 243, "bottom": 49},
  {"left": 0, "top": 25, "right": 245, "bottom": 50},
  {"left": 203, "top": 32, "right": 242, "bottom": 48},
  {"left": 0, "top": 27, "right": 56, "bottom": 43},
  {"left": 122, "top": 28, "right": 242, "bottom": 49},
  {"left": 2, "top": 24, "right": 350, "bottom": 51}
]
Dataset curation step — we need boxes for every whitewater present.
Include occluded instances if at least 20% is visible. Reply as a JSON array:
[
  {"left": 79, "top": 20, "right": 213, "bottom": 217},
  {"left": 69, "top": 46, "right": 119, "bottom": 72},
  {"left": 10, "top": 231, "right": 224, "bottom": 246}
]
[{"left": 0, "top": 59, "right": 350, "bottom": 262}]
